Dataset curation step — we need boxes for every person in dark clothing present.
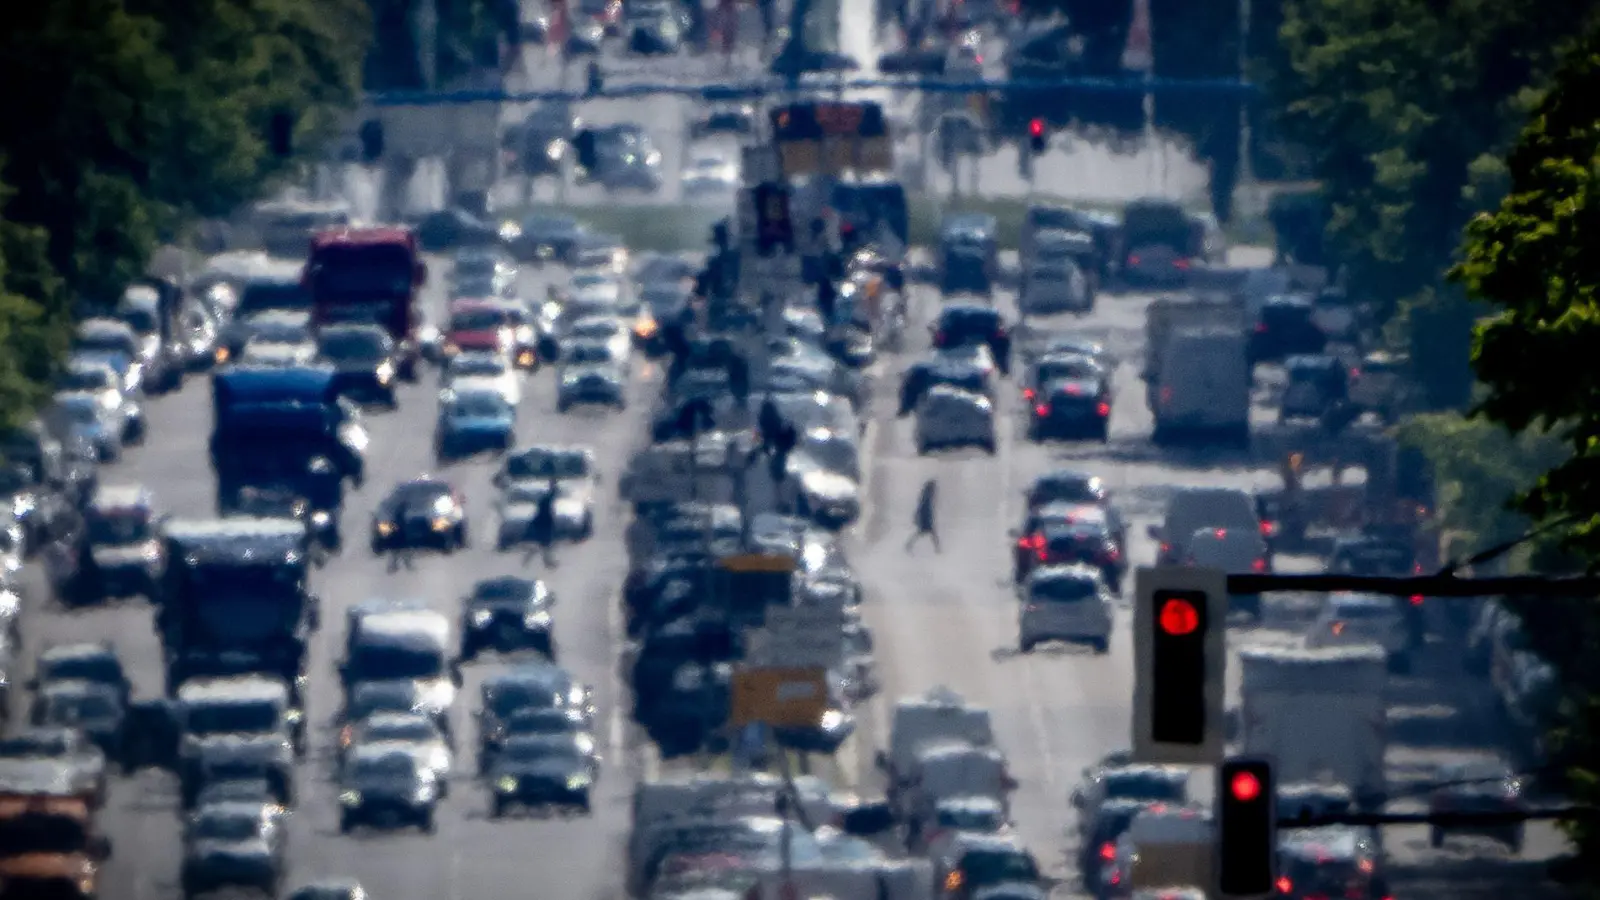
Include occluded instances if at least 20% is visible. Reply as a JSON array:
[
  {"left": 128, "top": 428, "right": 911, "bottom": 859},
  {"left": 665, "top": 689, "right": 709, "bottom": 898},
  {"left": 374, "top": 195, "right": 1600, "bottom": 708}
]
[
  {"left": 905, "top": 477, "right": 939, "bottom": 552},
  {"left": 817, "top": 278, "right": 837, "bottom": 324},
  {"left": 769, "top": 421, "right": 797, "bottom": 483},
  {"left": 729, "top": 353, "right": 749, "bottom": 402},
  {"left": 757, "top": 396, "right": 782, "bottom": 455},
  {"left": 524, "top": 477, "right": 559, "bottom": 567}
]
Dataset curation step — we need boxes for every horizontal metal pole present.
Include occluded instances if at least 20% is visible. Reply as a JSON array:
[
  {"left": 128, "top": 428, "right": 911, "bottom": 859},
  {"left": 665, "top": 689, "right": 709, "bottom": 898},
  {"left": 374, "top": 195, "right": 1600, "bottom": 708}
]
[
  {"left": 367, "top": 76, "right": 1257, "bottom": 106},
  {"left": 1280, "top": 806, "right": 1594, "bottom": 828},
  {"left": 1225, "top": 573, "right": 1600, "bottom": 597}
]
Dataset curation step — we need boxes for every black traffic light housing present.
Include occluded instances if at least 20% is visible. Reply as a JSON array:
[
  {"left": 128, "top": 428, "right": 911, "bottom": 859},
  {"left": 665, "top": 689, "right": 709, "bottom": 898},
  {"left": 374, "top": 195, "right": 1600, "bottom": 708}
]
[
  {"left": 753, "top": 181, "right": 795, "bottom": 256},
  {"left": 268, "top": 111, "right": 295, "bottom": 158},
  {"left": 1028, "top": 118, "right": 1048, "bottom": 155},
  {"left": 1149, "top": 589, "right": 1209, "bottom": 745},
  {"left": 358, "top": 119, "right": 385, "bottom": 163},
  {"left": 1217, "top": 757, "right": 1277, "bottom": 897}
]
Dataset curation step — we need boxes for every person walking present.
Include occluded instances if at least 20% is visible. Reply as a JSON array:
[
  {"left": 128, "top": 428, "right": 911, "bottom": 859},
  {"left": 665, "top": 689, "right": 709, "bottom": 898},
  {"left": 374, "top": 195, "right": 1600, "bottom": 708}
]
[
  {"left": 524, "top": 477, "right": 559, "bottom": 568},
  {"left": 906, "top": 477, "right": 940, "bottom": 552},
  {"left": 757, "top": 395, "right": 782, "bottom": 457}
]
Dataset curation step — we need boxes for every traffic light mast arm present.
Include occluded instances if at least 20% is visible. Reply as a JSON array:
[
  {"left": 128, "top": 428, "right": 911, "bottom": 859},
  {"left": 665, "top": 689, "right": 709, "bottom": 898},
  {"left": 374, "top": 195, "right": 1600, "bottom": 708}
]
[
  {"left": 1280, "top": 805, "right": 1599, "bottom": 828},
  {"left": 1225, "top": 572, "right": 1600, "bottom": 597}
]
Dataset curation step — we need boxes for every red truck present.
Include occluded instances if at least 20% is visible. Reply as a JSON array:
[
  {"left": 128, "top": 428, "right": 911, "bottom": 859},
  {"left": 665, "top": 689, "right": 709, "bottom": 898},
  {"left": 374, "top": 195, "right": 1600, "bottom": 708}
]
[{"left": 303, "top": 227, "right": 428, "bottom": 378}]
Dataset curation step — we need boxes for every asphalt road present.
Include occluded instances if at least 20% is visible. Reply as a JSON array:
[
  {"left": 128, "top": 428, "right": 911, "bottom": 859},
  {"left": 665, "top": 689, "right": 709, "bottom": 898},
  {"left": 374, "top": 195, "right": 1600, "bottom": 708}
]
[{"left": 17, "top": 254, "right": 655, "bottom": 900}]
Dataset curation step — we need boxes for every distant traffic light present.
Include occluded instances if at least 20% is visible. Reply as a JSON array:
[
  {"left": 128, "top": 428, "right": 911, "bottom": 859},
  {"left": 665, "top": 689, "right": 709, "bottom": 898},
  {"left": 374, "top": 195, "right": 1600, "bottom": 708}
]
[
  {"left": 1133, "top": 567, "right": 1225, "bottom": 764},
  {"left": 268, "top": 111, "right": 295, "bottom": 158},
  {"left": 358, "top": 119, "right": 385, "bottom": 163},
  {"left": 1217, "top": 757, "right": 1277, "bottom": 898},
  {"left": 1028, "top": 118, "right": 1047, "bottom": 155},
  {"left": 752, "top": 182, "right": 795, "bottom": 256}
]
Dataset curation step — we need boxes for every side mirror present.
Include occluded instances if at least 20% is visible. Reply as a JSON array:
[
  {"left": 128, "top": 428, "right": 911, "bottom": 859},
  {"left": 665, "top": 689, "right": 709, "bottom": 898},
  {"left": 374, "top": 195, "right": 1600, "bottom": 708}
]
[{"left": 1071, "top": 788, "right": 1085, "bottom": 807}]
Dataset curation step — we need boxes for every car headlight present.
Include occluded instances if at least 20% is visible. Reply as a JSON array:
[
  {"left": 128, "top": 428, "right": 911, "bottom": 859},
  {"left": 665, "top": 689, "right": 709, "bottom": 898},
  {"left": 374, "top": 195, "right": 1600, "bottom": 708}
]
[
  {"left": 471, "top": 609, "right": 494, "bottom": 627},
  {"left": 633, "top": 318, "right": 657, "bottom": 338},
  {"left": 429, "top": 749, "right": 450, "bottom": 771},
  {"left": 496, "top": 775, "right": 518, "bottom": 794},
  {"left": 308, "top": 457, "right": 336, "bottom": 475},
  {"left": 284, "top": 709, "right": 304, "bottom": 725},
  {"left": 516, "top": 349, "right": 535, "bottom": 366},
  {"left": 413, "top": 787, "right": 434, "bottom": 804},
  {"left": 443, "top": 342, "right": 460, "bottom": 357},
  {"left": 566, "top": 774, "right": 592, "bottom": 790},
  {"left": 376, "top": 521, "right": 396, "bottom": 536},
  {"left": 567, "top": 685, "right": 586, "bottom": 706},
  {"left": 499, "top": 221, "right": 523, "bottom": 241},
  {"left": 546, "top": 143, "right": 563, "bottom": 161},
  {"left": 525, "top": 611, "right": 552, "bottom": 628},
  {"left": 432, "top": 496, "right": 455, "bottom": 516},
  {"left": 820, "top": 709, "right": 846, "bottom": 731},
  {"left": 11, "top": 495, "right": 33, "bottom": 516},
  {"left": 311, "top": 510, "right": 331, "bottom": 528},
  {"left": 376, "top": 361, "right": 395, "bottom": 383},
  {"left": 431, "top": 517, "right": 452, "bottom": 532},
  {"left": 339, "top": 790, "right": 362, "bottom": 806},
  {"left": 214, "top": 346, "right": 230, "bottom": 363}
]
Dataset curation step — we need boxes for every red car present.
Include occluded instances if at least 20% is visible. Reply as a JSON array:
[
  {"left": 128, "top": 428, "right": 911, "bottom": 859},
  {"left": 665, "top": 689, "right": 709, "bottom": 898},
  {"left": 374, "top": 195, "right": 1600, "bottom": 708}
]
[{"left": 444, "top": 298, "right": 515, "bottom": 359}]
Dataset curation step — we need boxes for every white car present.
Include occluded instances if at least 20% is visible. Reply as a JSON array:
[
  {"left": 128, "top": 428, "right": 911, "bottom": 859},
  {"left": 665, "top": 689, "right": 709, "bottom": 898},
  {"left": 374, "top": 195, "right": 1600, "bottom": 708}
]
[
  {"left": 565, "top": 316, "right": 633, "bottom": 368},
  {"left": 1305, "top": 592, "right": 1411, "bottom": 671},
  {"left": 493, "top": 444, "right": 600, "bottom": 544},
  {"left": 785, "top": 461, "right": 861, "bottom": 529},
  {"left": 914, "top": 385, "right": 996, "bottom": 454},
  {"left": 681, "top": 153, "right": 739, "bottom": 194},
  {"left": 1018, "top": 564, "right": 1113, "bottom": 654},
  {"left": 1019, "top": 264, "right": 1092, "bottom": 314},
  {"left": 345, "top": 714, "right": 453, "bottom": 790},
  {"left": 443, "top": 352, "right": 521, "bottom": 407},
  {"left": 495, "top": 481, "right": 595, "bottom": 547}
]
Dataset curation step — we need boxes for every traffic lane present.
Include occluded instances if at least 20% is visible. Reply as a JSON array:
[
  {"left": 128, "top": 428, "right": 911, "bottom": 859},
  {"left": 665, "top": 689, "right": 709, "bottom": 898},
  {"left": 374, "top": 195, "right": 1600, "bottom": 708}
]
[{"left": 284, "top": 345, "right": 655, "bottom": 898}]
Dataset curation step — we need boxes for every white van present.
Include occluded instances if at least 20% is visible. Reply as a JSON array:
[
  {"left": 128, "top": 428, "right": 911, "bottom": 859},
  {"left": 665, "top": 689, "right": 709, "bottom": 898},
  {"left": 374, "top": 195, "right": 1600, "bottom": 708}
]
[{"left": 1150, "top": 328, "right": 1250, "bottom": 446}]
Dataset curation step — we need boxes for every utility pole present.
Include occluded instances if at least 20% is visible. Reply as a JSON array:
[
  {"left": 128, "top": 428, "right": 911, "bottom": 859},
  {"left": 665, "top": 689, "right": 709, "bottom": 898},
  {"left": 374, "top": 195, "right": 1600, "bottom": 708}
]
[{"left": 1235, "top": 0, "right": 1258, "bottom": 216}]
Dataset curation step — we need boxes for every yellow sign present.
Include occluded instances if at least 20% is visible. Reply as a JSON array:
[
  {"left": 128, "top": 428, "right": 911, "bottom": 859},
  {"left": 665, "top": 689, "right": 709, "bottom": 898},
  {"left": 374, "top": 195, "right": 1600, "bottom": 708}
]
[
  {"left": 730, "top": 666, "right": 829, "bottom": 729},
  {"left": 720, "top": 553, "right": 797, "bottom": 574}
]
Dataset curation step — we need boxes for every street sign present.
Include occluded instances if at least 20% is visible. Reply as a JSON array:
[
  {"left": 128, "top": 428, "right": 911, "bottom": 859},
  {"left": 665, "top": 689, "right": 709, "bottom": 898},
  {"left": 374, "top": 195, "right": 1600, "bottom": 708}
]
[
  {"left": 750, "top": 605, "right": 846, "bottom": 668},
  {"left": 718, "top": 553, "right": 797, "bottom": 625},
  {"left": 730, "top": 666, "right": 830, "bottom": 729}
]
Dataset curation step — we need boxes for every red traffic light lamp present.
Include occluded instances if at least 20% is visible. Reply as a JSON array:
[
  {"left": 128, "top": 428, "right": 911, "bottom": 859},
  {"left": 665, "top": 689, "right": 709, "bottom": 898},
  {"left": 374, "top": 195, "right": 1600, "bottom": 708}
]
[
  {"left": 1158, "top": 597, "right": 1200, "bottom": 635},
  {"left": 1028, "top": 118, "right": 1047, "bottom": 155},
  {"left": 1229, "top": 770, "right": 1262, "bottom": 803}
]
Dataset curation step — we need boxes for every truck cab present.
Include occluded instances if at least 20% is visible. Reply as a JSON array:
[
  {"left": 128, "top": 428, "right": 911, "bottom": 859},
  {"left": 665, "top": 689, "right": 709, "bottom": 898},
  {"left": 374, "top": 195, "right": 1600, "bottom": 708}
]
[{"left": 305, "top": 228, "right": 427, "bottom": 378}]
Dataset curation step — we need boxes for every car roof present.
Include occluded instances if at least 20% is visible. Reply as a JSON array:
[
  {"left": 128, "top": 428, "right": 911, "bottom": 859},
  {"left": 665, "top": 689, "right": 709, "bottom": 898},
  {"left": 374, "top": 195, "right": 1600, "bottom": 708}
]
[
  {"left": 177, "top": 675, "right": 290, "bottom": 704},
  {"left": 38, "top": 642, "right": 117, "bottom": 664}
]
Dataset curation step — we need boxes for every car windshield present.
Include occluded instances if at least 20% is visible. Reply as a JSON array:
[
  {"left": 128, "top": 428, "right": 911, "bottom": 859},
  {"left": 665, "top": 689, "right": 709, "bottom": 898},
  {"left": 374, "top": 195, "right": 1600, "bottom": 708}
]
[
  {"left": 450, "top": 308, "right": 509, "bottom": 331},
  {"left": 54, "top": 398, "right": 100, "bottom": 424},
  {"left": 962, "top": 850, "right": 1040, "bottom": 886},
  {"left": 1031, "top": 477, "right": 1103, "bottom": 506},
  {"left": 448, "top": 356, "right": 507, "bottom": 378},
  {"left": 120, "top": 307, "right": 159, "bottom": 334},
  {"left": 390, "top": 482, "right": 450, "bottom": 505},
  {"left": 190, "top": 810, "right": 262, "bottom": 842},
  {"left": 939, "top": 806, "right": 1004, "bottom": 831},
  {"left": 238, "top": 282, "right": 310, "bottom": 315},
  {"left": 362, "top": 719, "right": 437, "bottom": 743},
  {"left": 564, "top": 344, "right": 614, "bottom": 365},
  {"left": 60, "top": 368, "right": 113, "bottom": 392},
  {"left": 348, "top": 644, "right": 445, "bottom": 680},
  {"left": 0, "top": 814, "right": 93, "bottom": 855},
  {"left": 0, "top": 733, "right": 71, "bottom": 757},
  {"left": 76, "top": 332, "right": 133, "bottom": 355},
  {"left": 507, "top": 450, "right": 588, "bottom": 479},
  {"left": 351, "top": 755, "right": 416, "bottom": 780},
  {"left": 251, "top": 321, "right": 309, "bottom": 343},
  {"left": 88, "top": 510, "right": 152, "bottom": 545},
  {"left": 1031, "top": 576, "right": 1097, "bottom": 602},
  {"left": 570, "top": 273, "right": 613, "bottom": 291},
  {"left": 41, "top": 690, "right": 118, "bottom": 723},
  {"left": 486, "top": 680, "right": 565, "bottom": 715},
  {"left": 448, "top": 392, "right": 510, "bottom": 418},
  {"left": 1037, "top": 360, "right": 1098, "bottom": 381},
  {"left": 186, "top": 699, "right": 279, "bottom": 735},
  {"left": 320, "top": 330, "right": 388, "bottom": 359},
  {"left": 505, "top": 741, "right": 584, "bottom": 765},
  {"left": 571, "top": 319, "right": 620, "bottom": 338},
  {"left": 1104, "top": 772, "right": 1187, "bottom": 802},
  {"left": 41, "top": 655, "right": 120, "bottom": 684},
  {"left": 507, "top": 713, "right": 575, "bottom": 736}
]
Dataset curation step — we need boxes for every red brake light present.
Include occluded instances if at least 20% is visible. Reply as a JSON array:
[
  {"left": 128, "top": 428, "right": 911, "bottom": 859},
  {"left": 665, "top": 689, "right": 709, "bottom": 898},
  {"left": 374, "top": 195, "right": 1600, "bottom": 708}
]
[
  {"left": 1096, "top": 402, "right": 1110, "bottom": 417},
  {"left": 1105, "top": 546, "right": 1121, "bottom": 562},
  {"left": 1029, "top": 118, "right": 1045, "bottom": 138},
  {"left": 1413, "top": 563, "right": 1424, "bottom": 574},
  {"left": 1159, "top": 386, "right": 1173, "bottom": 404},
  {"left": 1035, "top": 546, "right": 1049, "bottom": 562},
  {"left": 1173, "top": 258, "right": 1191, "bottom": 270},
  {"left": 1259, "top": 521, "right": 1275, "bottom": 536},
  {"left": 1034, "top": 403, "right": 1049, "bottom": 417},
  {"left": 1276, "top": 877, "right": 1292, "bottom": 894},
  {"left": 1255, "top": 322, "right": 1269, "bottom": 333},
  {"left": 1127, "top": 254, "right": 1141, "bottom": 267},
  {"left": 934, "top": 330, "right": 946, "bottom": 345},
  {"left": 1410, "top": 594, "right": 1425, "bottom": 605},
  {"left": 1253, "top": 558, "right": 1268, "bottom": 572},
  {"left": 1099, "top": 842, "right": 1116, "bottom": 860},
  {"left": 1214, "top": 528, "right": 1227, "bottom": 539},
  {"left": 1022, "top": 388, "right": 1035, "bottom": 400},
  {"left": 1064, "top": 383, "right": 1082, "bottom": 395}
]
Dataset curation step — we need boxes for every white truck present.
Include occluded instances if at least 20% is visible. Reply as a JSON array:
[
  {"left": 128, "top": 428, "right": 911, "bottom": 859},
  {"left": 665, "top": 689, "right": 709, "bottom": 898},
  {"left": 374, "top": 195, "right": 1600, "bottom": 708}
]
[
  {"left": 878, "top": 687, "right": 997, "bottom": 818},
  {"left": 1237, "top": 644, "right": 1389, "bottom": 806},
  {"left": 1142, "top": 294, "right": 1249, "bottom": 385},
  {"left": 1148, "top": 326, "right": 1252, "bottom": 446}
]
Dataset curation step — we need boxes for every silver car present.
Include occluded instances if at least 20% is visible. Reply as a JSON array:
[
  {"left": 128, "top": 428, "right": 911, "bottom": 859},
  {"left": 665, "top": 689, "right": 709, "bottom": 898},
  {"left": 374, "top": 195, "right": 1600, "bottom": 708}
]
[
  {"left": 1018, "top": 565, "right": 1113, "bottom": 654},
  {"left": 914, "top": 385, "right": 996, "bottom": 455},
  {"left": 1019, "top": 264, "right": 1092, "bottom": 315}
]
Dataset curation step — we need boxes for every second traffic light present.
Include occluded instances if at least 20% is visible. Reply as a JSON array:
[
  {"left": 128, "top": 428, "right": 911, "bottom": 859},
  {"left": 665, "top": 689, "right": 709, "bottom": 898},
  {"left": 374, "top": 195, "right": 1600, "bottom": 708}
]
[
  {"left": 1028, "top": 118, "right": 1048, "bottom": 155},
  {"left": 1217, "top": 756, "right": 1277, "bottom": 898},
  {"left": 1133, "top": 566, "right": 1226, "bottom": 764}
]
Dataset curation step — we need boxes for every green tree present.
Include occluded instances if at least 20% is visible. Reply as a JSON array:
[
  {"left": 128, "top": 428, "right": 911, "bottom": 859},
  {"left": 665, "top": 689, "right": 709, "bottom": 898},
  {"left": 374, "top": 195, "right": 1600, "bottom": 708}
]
[
  {"left": 1268, "top": 0, "right": 1600, "bottom": 408},
  {"left": 1452, "top": 22, "right": 1600, "bottom": 883},
  {"left": 0, "top": 182, "right": 66, "bottom": 429}
]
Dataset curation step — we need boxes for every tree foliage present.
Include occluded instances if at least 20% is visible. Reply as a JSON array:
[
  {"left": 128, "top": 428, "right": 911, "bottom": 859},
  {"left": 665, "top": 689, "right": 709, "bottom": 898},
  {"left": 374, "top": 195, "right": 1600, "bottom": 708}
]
[
  {"left": 1451, "top": 23, "right": 1600, "bottom": 878},
  {"left": 1267, "top": 0, "right": 1600, "bottom": 408},
  {"left": 0, "top": 0, "right": 369, "bottom": 430}
]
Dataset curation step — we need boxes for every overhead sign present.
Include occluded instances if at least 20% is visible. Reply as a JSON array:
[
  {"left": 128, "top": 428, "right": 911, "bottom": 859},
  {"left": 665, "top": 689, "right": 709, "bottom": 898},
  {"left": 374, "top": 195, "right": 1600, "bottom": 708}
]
[
  {"left": 730, "top": 666, "right": 830, "bottom": 729},
  {"left": 750, "top": 605, "right": 846, "bottom": 668},
  {"left": 721, "top": 553, "right": 797, "bottom": 573},
  {"left": 768, "top": 101, "right": 893, "bottom": 177},
  {"left": 718, "top": 553, "right": 797, "bottom": 626}
]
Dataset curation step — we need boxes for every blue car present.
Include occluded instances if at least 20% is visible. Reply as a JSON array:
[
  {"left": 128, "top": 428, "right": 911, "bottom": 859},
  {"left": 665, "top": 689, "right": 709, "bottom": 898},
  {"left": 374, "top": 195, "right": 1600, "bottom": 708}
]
[{"left": 435, "top": 386, "right": 515, "bottom": 460}]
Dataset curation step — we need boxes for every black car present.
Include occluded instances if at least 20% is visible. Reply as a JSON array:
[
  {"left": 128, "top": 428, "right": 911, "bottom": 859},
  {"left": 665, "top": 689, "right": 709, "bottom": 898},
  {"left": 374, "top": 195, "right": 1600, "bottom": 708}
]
[
  {"left": 518, "top": 104, "right": 580, "bottom": 177},
  {"left": 510, "top": 213, "right": 585, "bottom": 265},
  {"left": 1250, "top": 295, "right": 1327, "bottom": 366},
  {"left": 478, "top": 664, "right": 596, "bottom": 758},
  {"left": 932, "top": 304, "right": 1011, "bottom": 373},
  {"left": 1327, "top": 533, "right": 1425, "bottom": 645},
  {"left": 229, "top": 486, "right": 342, "bottom": 553},
  {"left": 415, "top": 208, "right": 499, "bottom": 253},
  {"left": 317, "top": 324, "right": 400, "bottom": 407},
  {"left": 1028, "top": 376, "right": 1111, "bottom": 441},
  {"left": 487, "top": 734, "right": 597, "bottom": 816},
  {"left": 460, "top": 577, "right": 558, "bottom": 661},
  {"left": 370, "top": 479, "right": 468, "bottom": 553},
  {"left": 338, "top": 745, "right": 439, "bottom": 833},
  {"left": 1013, "top": 520, "right": 1123, "bottom": 588},
  {"left": 689, "top": 105, "right": 756, "bottom": 140}
]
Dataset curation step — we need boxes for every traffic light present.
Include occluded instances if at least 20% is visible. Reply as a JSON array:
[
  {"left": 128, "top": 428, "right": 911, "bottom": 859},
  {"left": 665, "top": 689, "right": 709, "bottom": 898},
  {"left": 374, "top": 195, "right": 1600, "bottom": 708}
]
[
  {"left": 358, "top": 119, "right": 384, "bottom": 163},
  {"left": 1217, "top": 757, "right": 1277, "bottom": 898},
  {"left": 753, "top": 181, "right": 794, "bottom": 256},
  {"left": 1133, "top": 566, "right": 1225, "bottom": 764},
  {"left": 268, "top": 111, "right": 295, "bottom": 158},
  {"left": 1028, "top": 118, "right": 1047, "bottom": 155}
]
